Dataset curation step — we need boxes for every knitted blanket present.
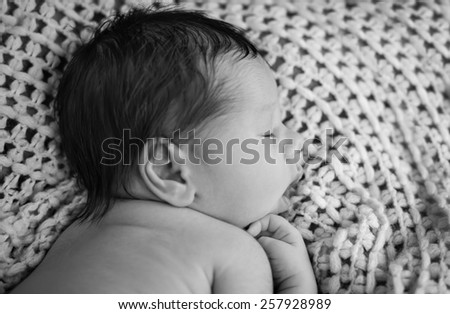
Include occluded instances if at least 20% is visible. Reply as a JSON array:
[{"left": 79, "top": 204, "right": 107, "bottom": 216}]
[{"left": 1, "top": 0, "right": 450, "bottom": 293}]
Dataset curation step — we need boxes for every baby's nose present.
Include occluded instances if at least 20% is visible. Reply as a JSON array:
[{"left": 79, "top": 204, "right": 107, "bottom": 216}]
[
  {"left": 282, "top": 127, "right": 303, "bottom": 163},
  {"left": 290, "top": 128, "right": 303, "bottom": 148},
  {"left": 283, "top": 125, "right": 302, "bottom": 147}
]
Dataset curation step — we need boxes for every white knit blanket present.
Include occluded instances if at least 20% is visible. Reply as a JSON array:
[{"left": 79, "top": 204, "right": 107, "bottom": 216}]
[{"left": 1, "top": 0, "right": 450, "bottom": 293}]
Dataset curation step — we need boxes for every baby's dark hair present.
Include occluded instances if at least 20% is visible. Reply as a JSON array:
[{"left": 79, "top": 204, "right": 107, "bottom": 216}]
[{"left": 55, "top": 5, "right": 260, "bottom": 222}]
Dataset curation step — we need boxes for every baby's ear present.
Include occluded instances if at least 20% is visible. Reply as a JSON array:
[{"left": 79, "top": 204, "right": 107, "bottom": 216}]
[{"left": 139, "top": 138, "right": 195, "bottom": 207}]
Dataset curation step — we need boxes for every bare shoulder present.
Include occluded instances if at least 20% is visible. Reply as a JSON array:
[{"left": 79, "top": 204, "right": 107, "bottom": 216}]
[
  {"left": 187, "top": 214, "right": 273, "bottom": 293},
  {"left": 197, "top": 216, "right": 267, "bottom": 258},
  {"left": 184, "top": 210, "right": 268, "bottom": 258},
  {"left": 140, "top": 208, "right": 273, "bottom": 293}
]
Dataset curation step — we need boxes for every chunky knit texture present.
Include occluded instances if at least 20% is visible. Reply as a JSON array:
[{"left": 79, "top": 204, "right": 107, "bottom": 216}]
[{"left": 1, "top": 0, "right": 450, "bottom": 293}]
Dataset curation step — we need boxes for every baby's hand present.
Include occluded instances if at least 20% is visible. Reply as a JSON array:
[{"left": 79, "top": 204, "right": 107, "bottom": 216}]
[{"left": 247, "top": 215, "right": 317, "bottom": 294}]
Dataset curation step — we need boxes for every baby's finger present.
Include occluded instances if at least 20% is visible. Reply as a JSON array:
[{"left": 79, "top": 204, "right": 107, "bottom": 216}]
[
  {"left": 249, "top": 215, "right": 301, "bottom": 247},
  {"left": 246, "top": 220, "right": 262, "bottom": 237}
]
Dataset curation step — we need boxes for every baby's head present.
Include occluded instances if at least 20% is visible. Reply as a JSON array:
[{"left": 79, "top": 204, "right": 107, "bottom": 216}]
[{"left": 56, "top": 6, "right": 302, "bottom": 228}]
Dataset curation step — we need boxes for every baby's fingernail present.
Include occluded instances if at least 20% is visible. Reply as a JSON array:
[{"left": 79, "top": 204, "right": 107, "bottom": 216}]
[{"left": 247, "top": 224, "right": 259, "bottom": 236}]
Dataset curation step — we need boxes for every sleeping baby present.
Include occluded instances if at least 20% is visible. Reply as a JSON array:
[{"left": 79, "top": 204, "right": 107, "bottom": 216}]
[{"left": 11, "top": 5, "right": 317, "bottom": 293}]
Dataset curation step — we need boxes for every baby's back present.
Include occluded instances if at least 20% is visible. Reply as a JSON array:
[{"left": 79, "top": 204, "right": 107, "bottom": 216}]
[{"left": 11, "top": 200, "right": 273, "bottom": 293}]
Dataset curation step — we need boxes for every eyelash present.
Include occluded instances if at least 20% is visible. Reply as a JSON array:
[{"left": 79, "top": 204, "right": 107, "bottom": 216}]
[{"left": 263, "top": 132, "right": 275, "bottom": 138}]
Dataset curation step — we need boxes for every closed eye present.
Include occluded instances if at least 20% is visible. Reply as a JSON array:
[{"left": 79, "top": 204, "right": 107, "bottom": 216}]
[{"left": 262, "top": 131, "right": 275, "bottom": 138}]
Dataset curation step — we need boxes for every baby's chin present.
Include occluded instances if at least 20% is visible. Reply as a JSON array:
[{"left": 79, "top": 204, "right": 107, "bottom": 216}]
[
  {"left": 236, "top": 186, "right": 297, "bottom": 230},
  {"left": 269, "top": 179, "right": 299, "bottom": 216},
  {"left": 244, "top": 194, "right": 291, "bottom": 228},
  {"left": 270, "top": 195, "right": 290, "bottom": 215}
]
